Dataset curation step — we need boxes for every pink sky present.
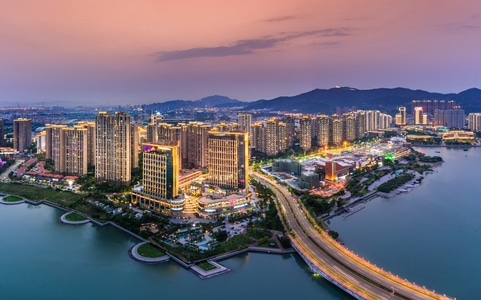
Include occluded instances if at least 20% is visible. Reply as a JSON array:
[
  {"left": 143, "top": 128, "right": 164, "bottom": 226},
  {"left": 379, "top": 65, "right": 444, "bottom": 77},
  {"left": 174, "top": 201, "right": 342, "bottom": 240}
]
[{"left": 1, "top": 0, "right": 481, "bottom": 105}]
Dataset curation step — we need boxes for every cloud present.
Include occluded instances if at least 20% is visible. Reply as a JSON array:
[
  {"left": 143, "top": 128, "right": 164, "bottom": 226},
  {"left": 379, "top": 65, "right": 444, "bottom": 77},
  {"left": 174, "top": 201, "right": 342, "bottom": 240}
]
[
  {"left": 154, "top": 28, "right": 353, "bottom": 62},
  {"left": 438, "top": 21, "right": 481, "bottom": 31},
  {"left": 264, "top": 15, "right": 297, "bottom": 22}
]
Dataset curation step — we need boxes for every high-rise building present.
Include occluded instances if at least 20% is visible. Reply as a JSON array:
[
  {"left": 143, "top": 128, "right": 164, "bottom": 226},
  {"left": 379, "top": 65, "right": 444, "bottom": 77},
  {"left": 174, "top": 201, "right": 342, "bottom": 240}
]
[
  {"left": 63, "top": 126, "right": 88, "bottom": 176},
  {"left": 468, "top": 113, "right": 481, "bottom": 132},
  {"left": 238, "top": 113, "right": 252, "bottom": 146},
  {"left": 395, "top": 107, "right": 407, "bottom": 126},
  {"left": 331, "top": 117, "right": 343, "bottom": 146},
  {"left": 283, "top": 115, "right": 296, "bottom": 148},
  {"left": 46, "top": 124, "right": 88, "bottom": 176},
  {"left": 0, "top": 118, "right": 4, "bottom": 146},
  {"left": 131, "top": 123, "right": 139, "bottom": 171},
  {"left": 277, "top": 121, "right": 287, "bottom": 153},
  {"left": 95, "top": 112, "right": 132, "bottom": 186},
  {"left": 344, "top": 114, "right": 356, "bottom": 142},
  {"left": 132, "top": 142, "right": 183, "bottom": 215},
  {"left": 252, "top": 122, "right": 265, "bottom": 153},
  {"left": 299, "top": 115, "right": 312, "bottom": 151},
  {"left": 185, "top": 122, "right": 211, "bottom": 168},
  {"left": 414, "top": 107, "right": 427, "bottom": 125},
  {"left": 317, "top": 115, "right": 330, "bottom": 147},
  {"left": 13, "top": 118, "right": 32, "bottom": 152},
  {"left": 265, "top": 118, "right": 278, "bottom": 156},
  {"left": 434, "top": 109, "right": 465, "bottom": 129},
  {"left": 77, "top": 121, "right": 96, "bottom": 167},
  {"left": 207, "top": 131, "right": 248, "bottom": 190},
  {"left": 355, "top": 111, "right": 366, "bottom": 139}
]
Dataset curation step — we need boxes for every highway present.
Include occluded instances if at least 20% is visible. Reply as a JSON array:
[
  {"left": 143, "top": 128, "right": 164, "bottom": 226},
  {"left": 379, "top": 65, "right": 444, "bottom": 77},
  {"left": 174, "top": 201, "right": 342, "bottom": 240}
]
[{"left": 252, "top": 172, "right": 451, "bottom": 300}]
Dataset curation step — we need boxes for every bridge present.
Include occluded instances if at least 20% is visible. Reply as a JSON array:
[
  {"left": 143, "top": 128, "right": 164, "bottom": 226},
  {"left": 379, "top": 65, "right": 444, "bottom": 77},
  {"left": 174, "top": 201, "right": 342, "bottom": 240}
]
[{"left": 252, "top": 172, "right": 452, "bottom": 300}]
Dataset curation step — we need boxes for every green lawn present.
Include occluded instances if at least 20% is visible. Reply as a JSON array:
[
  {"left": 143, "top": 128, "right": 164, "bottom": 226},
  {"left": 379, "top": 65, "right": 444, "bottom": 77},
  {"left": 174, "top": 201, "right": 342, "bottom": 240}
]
[
  {"left": 137, "top": 243, "right": 166, "bottom": 258},
  {"left": 197, "top": 261, "right": 216, "bottom": 271},
  {"left": 3, "top": 195, "right": 23, "bottom": 202},
  {"left": 0, "top": 183, "right": 83, "bottom": 207},
  {"left": 65, "top": 212, "right": 87, "bottom": 221},
  {"left": 259, "top": 239, "right": 279, "bottom": 248}
]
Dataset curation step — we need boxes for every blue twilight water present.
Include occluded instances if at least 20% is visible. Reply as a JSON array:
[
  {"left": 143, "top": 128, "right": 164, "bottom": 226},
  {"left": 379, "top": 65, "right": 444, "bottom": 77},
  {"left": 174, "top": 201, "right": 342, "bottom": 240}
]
[
  {"left": 0, "top": 203, "right": 348, "bottom": 300},
  {"left": 329, "top": 147, "right": 481, "bottom": 299}
]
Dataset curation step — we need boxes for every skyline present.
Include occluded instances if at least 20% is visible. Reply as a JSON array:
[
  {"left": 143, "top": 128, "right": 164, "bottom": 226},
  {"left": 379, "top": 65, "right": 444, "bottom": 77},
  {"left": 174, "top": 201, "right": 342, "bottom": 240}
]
[{"left": 2, "top": 0, "right": 481, "bottom": 106}]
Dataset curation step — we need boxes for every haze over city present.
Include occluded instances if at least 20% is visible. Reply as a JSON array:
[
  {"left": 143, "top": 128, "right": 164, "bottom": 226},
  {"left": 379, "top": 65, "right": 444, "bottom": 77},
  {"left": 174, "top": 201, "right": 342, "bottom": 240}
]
[{"left": 2, "top": 0, "right": 481, "bottom": 106}]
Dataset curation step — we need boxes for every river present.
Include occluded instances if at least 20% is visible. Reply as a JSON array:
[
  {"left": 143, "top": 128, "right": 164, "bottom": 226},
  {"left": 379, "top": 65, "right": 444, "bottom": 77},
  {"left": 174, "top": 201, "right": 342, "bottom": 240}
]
[
  {"left": 329, "top": 147, "right": 481, "bottom": 299},
  {"left": 0, "top": 203, "right": 348, "bottom": 299},
  {"left": 1, "top": 147, "right": 477, "bottom": 299}
]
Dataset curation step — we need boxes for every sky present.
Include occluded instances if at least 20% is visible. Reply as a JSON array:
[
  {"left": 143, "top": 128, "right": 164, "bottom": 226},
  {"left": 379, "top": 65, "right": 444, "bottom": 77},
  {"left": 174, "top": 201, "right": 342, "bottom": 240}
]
[{"left": 1, "top": 0, "right": 481, "bottom": 106}]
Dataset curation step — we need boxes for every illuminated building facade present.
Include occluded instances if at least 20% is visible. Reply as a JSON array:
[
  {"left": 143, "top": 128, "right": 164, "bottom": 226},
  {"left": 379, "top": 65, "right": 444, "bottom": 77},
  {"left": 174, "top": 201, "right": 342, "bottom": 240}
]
[
  {"left": 317, "top": 114, "right": 330, "bottom": 147},
  {"left": 265, "top": 118, "right": 278, "bottom": 156},
  {"left": 207, "top": 131, "right": 248, "bottom": 190},
  {"left": 395, "top": 107, "right": 407, "bottom": 126},
  {"left": 331, "top": 117, "right": 343, "bottom": 146},
  {"left": 299, "top": 115, "right": 312, "bottom": 151},
  {"left": 132, "top": 142, "right": 184, "bottom": 215},
  {"left": 467, "top": 113, "right": 481, "bottom": 132},
  {"left": 95, "top": 112, "right": 132, "bottom": 186}
]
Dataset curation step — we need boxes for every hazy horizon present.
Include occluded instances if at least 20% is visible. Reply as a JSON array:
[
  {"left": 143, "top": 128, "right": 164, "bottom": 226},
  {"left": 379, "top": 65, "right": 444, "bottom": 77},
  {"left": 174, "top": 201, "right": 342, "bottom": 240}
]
[{"left": 2, "top": 1, "right": 481, "bottom": 106}]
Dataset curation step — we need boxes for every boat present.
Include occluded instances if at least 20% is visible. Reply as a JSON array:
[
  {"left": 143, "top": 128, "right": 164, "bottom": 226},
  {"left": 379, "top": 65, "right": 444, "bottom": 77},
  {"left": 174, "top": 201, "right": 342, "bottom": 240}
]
[
  {"left": 463, "top": 148, "right": 468, "bottom": 151},
  {"left": 435, "top": 151, "right": 440, "bottom": 153}
]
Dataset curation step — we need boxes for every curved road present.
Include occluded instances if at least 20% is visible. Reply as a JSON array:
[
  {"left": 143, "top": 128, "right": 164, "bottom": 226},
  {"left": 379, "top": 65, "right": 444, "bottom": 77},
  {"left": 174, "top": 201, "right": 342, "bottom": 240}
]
[{"left": 253, "top": 172, "right": 451, "bottom": 300}]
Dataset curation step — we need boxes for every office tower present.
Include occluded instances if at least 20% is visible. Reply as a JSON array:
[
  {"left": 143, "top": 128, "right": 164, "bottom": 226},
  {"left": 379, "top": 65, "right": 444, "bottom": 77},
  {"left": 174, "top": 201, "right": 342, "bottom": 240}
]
[
  {"left": 317, "top": 114, "right": 330, "bottom": 147},
  {"left": 207, "top": 131, "right": 248, "bottom": 190},
  {"left": 395, "top": 107, "right": 407, "bottom": 126},
  {"left": 434, "top": 109, "right": 465, "bottom": 129},
  {"left": 0, "top": 118, "right": 4, "bottom": 146},
  {"left": 95, "top": 112, "right": 132, "bottom": 186},
  {"left": 265, "top": 118, "right": 278, "bottom": 156},
  {"left": 468, "top": 113, "right": 481, "bottom": 132},
  {"left": 13, "top": 118, "right": 32, "bottom": 152},
  {"left": 132, "top": 142, "right": 183, "bottom": 215},
  {"left": 299, "top": 115, "right": 312, "bottom": 151},
  {"left": 331, "top": 117, "right": 343, "bottom": 146},
  {"left": 344, "top": 114, "right": 356, "bottom": 142}
]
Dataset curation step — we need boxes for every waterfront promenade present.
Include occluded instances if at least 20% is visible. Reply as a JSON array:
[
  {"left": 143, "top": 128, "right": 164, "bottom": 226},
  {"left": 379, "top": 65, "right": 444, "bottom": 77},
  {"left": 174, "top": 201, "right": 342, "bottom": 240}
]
[{"left": 253, "top": 172, "right": 451, "bottom": 300}]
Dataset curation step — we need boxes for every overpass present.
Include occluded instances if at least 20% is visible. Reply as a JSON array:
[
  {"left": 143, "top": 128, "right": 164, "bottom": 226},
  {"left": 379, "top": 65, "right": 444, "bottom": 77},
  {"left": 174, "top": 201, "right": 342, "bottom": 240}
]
[{"left": 252, "top": 172, "right": 452, "bottom": 300}]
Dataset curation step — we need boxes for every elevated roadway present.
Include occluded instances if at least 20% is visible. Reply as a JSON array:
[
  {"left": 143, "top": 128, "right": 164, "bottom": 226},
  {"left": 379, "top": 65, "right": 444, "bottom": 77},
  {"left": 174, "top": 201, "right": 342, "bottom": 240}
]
[{"left": 252, "top": 172, "right": 451, "bottom": 300}]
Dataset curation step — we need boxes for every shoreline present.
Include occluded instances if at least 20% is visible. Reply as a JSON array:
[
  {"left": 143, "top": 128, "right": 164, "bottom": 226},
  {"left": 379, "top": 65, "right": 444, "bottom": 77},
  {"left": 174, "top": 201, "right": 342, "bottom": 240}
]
[{"left": 0, "top": 193, "right": 296, "bottom": 280}]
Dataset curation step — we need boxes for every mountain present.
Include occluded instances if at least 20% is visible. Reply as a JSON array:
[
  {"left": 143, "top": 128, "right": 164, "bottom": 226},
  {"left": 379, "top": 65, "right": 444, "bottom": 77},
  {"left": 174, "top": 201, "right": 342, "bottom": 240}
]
[
  {"left": 142, "top": 87, "right": 481, "bottom": 114},
  {"left": 242, "top": 87, "right": 475, "bottom": 114},
  {"left": 142, "top": 95, "right": 243, "bottom": 112}
]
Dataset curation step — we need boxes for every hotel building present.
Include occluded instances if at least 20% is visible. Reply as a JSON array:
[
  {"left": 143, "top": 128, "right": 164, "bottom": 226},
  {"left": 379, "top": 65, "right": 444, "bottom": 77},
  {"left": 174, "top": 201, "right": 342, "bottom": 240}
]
[
  {"left": 132, "top": 142, "right": 184, "bottom": 215},
  {"left": 207, "top": 131, "right": 248, "bottom": 190}
]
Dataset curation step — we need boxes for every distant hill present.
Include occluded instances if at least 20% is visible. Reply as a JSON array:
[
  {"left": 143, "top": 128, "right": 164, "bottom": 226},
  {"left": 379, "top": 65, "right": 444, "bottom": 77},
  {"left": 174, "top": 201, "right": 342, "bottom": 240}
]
[
  {"left": 242, "top": 87, "right": 479, "bottom": 114},
  {"left": 142, "top": 87, "right": 481, "bottom": 114},
  {"left": 142, "top": 95, "right": 243, "bottom": 112}
]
